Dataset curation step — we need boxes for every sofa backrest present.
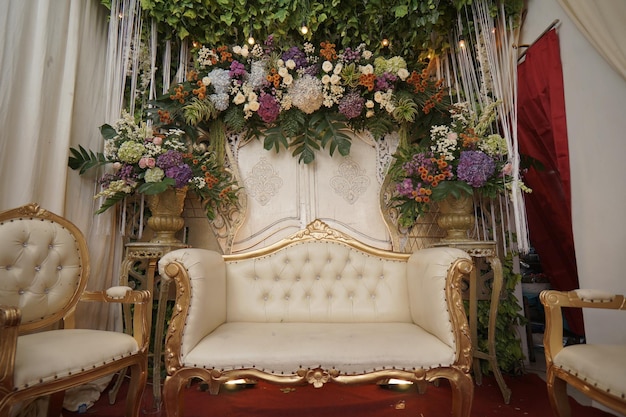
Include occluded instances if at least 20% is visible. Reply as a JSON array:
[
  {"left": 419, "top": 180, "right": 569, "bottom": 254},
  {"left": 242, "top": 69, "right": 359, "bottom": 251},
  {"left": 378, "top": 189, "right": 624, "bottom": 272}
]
[{"left": 224, "top": 223, "right": 412, "bottom": 323}]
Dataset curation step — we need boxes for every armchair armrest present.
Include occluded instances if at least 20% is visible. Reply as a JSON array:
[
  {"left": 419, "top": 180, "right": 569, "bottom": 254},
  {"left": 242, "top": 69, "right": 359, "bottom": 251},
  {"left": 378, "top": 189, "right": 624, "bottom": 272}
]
[
  {"left": 79, "top": 289, "right": 152, "bottom": 352},
  {"left": 0, "top": 306, "right": 21, "bottom": 386},
  {"left": 158, "top": 249, "right": 227, "bottom": 371},
  {"left": 540, "top": 289, "right": 626, "bottom": 361}
]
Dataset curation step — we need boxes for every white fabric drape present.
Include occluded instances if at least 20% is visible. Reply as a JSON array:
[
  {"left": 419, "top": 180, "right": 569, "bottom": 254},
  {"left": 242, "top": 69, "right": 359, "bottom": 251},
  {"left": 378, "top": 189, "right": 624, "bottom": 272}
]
[
  {"left": 556, "top": 0, "right": 626, "bottom": 81},
  {"left": 0, "top": 0, "right": 120, "bottom": 331}
]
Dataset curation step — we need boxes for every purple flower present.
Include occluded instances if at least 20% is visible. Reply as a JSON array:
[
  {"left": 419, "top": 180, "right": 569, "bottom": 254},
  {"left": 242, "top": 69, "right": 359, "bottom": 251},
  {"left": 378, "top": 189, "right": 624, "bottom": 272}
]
[
  {"left": 281, "top": 47, "right": 308, "bottom": 69},
  {"left": 456, "top": 150, "right": 496, "bottom": 187},
  {"left": 229, "top": 60, "right": 247, "bottom": 83},
  {"left": 257, "top": 93, "right": 281, "bottom": 123},
  {"left": 165, "top": 164, "right": 193, "bottom": 188},
  {"left": 118, "top": 164, "right": 136, "bottom": 181},
  {"left": 341, "top": 47, "right": 361, "bottom": 62},
  {"left": 156, "top": 150, "right": 183, "bottom": 169},
  {"left": 375, "top": 72, "right": 398, "bottom": 91},
  {"left": 338, "top": 91, "right": 365, "bottom": 119},
  {"left": 396, "top": 178, "right": 417, "bottom": 197}
]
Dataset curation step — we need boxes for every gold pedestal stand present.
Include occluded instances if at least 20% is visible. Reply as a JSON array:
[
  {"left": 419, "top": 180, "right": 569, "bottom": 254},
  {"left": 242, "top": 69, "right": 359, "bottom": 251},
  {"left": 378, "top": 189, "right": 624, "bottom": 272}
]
[
  {"left": 109, "top": 241, "right": 189, "bottom": 410},
  {"left": 431, "top": 240, "right": 512, "bottom": 404}
]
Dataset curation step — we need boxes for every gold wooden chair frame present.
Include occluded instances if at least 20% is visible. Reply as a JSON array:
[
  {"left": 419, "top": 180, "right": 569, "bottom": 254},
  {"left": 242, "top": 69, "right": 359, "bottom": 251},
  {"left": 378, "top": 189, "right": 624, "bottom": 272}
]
[
  {"left": 0, "top": 203, "right": 150, "bottom": 417},
  {"left": 541, "top": 289, "right": 626, "bottom": 417}
]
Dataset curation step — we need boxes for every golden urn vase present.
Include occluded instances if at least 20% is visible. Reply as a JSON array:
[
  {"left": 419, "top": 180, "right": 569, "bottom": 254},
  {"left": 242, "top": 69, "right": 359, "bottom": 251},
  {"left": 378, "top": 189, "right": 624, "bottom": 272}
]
[
  {"left": 146, "top": 187, "right": 187, "bottom": 244},
  {"left": 436, "top": 192, "right": 475, "bottom": 241}
]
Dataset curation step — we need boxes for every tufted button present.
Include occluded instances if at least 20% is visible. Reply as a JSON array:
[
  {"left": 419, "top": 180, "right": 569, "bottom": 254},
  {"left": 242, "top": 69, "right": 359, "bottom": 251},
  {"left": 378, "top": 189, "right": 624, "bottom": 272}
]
[
  {"left": 263, "top": 294, "right": 269, "bottom": 301},
  {"left": 379, "top": 275, "right": 384, "bottom": 280},
  {"left": 18, "top": 289, "right": 25, "bottom": 295},
  {"left": 315, "top": 275, "right": 320, "bottom": 280},
  {"left": 336, "top": 275, "right": 341, "bottom": 280},
  {"left": 305, "top": 293, "right": 311, "bottom": 299},
  {"left": 34, "top": 265, "right": 41, "bottom": 272},
  {"left": 22, "top": 242, "right": 27, "bottom": 247},
  {"left": 357, "top": 274, "right": 362, "bottom": 279},
  {"left": 5, "top": 265, "right": 11, "bottom": 271},
  {"left": 284, "top": 294, "right": 290, "bottom": 300},
  {"left": 254, "top": 276, "right": 259, "bottom": 280},
  {"left": 48, "top": 244, "right": 54, "bottom": 249},
  {"left": 370, "top": 294, "right": 376, "bottom": 299},
  {"left": 44, "top": 288, "right": 50, "bottom": 294},
  {"left": 57, "top": 265, "right": 63, "bottom": 271},
  {"left": 274, "top": 276, "right": 280, "bottom": 281},
  {"left": 295, "top": 276, "right": 301, "bottom": 281},
  {"left": 284, "top": 259, "right": 290, "bottom": 264},
  {"left": 348, "top": 292, "right": 354, "bottom": 299},
  {"left": 305, "top": 258, "right": 310, "bottom": 263},
  {"left": 327, "top": 293, "right": 333, "bottom": 299}
]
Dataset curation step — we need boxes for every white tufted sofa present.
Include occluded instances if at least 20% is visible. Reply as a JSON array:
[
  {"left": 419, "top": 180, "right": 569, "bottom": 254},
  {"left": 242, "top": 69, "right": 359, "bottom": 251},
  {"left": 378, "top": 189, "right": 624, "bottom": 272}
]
[{"left": 158, "top": 219, "right": 474, "bottom": 417}]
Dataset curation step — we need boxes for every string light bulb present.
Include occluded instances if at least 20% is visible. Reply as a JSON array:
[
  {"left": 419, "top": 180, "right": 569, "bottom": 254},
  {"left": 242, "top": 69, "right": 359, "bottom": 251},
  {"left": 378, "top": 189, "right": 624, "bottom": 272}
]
[
  {"left": 300, "top": 23, "right": 309, "bottom": 35},
  {"left": 381, "top": 38, "right": 390, "bottom": 48},
  {"left": 247, "top": 34, "right": 255, "bottom": 45},
  {"left": 458, "top": 36, "right": 466, "bottom": 49}
]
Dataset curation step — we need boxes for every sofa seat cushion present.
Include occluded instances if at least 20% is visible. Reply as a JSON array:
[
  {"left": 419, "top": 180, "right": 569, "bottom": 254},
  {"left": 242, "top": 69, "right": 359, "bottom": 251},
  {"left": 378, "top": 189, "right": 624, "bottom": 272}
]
[
  {"left": 554, "top": 344, "right": 626, "bottom": 399},
  {"left": 183, "top": 322, "right": 456, "bottom": 375},
  {"left": 14, "top": 329, "right": 140, "bottom": 390}
]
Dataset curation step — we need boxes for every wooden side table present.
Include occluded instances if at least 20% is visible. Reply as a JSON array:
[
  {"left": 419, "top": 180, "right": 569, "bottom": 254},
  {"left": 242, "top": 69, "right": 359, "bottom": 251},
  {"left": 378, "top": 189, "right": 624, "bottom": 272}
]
[
  {"left": 109, "top": 241, "right": 188, "bottom": 409},
  {"left": 431, "top": 240, "right": 512, "bottom": 404}
]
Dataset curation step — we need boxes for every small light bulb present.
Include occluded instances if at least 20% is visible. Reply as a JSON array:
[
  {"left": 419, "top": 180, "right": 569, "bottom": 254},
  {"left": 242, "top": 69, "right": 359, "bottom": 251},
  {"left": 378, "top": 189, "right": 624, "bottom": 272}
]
[
  {"left": 459, "top": 38, "right": 466, "bottom": 49},
  {"left": 192, "top": 41, "right": 199, "bottom": 48},
  {"left": 381, "top": 38, "right": 390, "bottom": 47},
  {"left": 247, "top": 35, "right": 255, "bottom": 45},
  {"left": 118, "top": 12, "right": 124, "bottom": 19},
  {"left": 300, "top": 24, "right": 309, "bottom": 35}
]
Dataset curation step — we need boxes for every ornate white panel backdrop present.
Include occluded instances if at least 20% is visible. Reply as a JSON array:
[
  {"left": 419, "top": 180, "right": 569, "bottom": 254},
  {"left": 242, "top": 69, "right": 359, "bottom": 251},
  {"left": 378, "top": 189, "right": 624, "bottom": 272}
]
[{"left": 227, "top": 130, "right": 399, "bottom": 253}]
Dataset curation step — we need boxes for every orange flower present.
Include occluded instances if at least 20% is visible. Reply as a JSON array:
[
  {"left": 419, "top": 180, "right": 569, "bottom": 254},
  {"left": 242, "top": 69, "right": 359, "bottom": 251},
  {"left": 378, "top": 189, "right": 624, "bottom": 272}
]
[{"left": 319, "top": 42, "right": 337, "bottom": 61}]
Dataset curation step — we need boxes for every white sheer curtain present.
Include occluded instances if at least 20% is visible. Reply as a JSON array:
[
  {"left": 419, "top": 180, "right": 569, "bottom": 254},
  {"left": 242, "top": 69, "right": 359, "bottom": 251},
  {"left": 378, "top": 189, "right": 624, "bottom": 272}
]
[
  {"left": 0, "top": 0, "right": 121, "bottom": 331},
  {"left": 557, "top": 0, "right": 626, "bottom": 81}
]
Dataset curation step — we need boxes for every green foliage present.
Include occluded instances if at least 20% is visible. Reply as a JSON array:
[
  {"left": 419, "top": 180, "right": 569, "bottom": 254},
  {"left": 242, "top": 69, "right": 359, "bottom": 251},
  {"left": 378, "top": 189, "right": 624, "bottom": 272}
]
[
  {"left": 117, "top": 0, "right": 524, "bottom": 66},
  {"left": 68, "top": 145, "right": 110, "bottom": 174}
]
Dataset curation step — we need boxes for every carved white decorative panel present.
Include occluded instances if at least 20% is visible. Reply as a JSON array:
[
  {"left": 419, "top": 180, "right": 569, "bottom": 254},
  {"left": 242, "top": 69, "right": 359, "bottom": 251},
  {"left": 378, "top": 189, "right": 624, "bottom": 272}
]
[{"left": 229, "top": 130, "right": 398, "bottom": 253}]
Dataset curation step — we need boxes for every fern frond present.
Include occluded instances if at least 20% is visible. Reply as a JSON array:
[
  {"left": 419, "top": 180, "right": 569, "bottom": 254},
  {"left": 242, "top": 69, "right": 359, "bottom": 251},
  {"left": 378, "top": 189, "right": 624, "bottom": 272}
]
[
  {"left": 223, "top": 106, "right": 247, "bottom": 133},
  {"left": 183, "top": 98, "right": 218, "bottom": 126}
]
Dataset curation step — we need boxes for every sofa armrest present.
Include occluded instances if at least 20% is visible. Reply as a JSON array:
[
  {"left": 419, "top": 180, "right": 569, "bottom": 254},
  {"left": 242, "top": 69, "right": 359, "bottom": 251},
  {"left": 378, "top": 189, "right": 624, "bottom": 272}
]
[
  {"left": 407, "top": 247, "right": 473, "bottom": 366},
  {"left": 159, "top": 248, "right": 227, "bottom": 369}
]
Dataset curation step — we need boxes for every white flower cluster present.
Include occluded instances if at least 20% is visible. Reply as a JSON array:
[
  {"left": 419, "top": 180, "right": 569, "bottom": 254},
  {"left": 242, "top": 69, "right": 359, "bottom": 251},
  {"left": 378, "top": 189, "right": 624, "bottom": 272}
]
[
  {"left": 197, "top": 47, "right": 219, "bottom": 67},
  {"left": 373, "top": 90, "right": 395, "bottom": 113},
  {"left": 290, "top": 74, "right": 324, "bottom": 114},
  {"left": 321, "top": 60, "right": 344, "bottom": 107},
  {"left": 430, "top": 125, "right": 457, "bottom": 161}
]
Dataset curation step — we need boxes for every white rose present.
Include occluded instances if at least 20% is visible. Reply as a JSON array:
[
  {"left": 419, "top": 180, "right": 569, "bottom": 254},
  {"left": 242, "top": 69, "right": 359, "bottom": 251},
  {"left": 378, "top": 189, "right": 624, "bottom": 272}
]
[
  {"left": 321, "top": 74, "right": 331, "bottom": 85},
  {"left": 240, "top": 45, "right": 249, "bottom": 57},
  {"left": 282, "top": 74, "right": 293, "bottom": 86},
  {"left": 330, "top": 74, "right": 341, "bottom": 85},
  {"left": 202, "top": 77, "right": 211, "bottom": 86},
  {"left": 374, "top": 91, "right": 383, "bottom": 103},
  {"left": 363, "top": 50, "right": 373, "bottom": 59},
  {"left": 248, "top": 100, "right": 260, "bottom": 112},
  {"left": 365, "top": 100, "right": 375, "bottom": 109},
  {"left": 248, "top": 92, "right": 258, "bottom": 102},
  {"left": 359, "top": 64, "right": 374, "bottom": 75},
  {"left": 333, "top": 63, "right": 343, "bottom": 74},
  {"left": 397, "top": 68, "right": 410, "bottom": 81},
  {"left": 232, "top": 46, "right": 242, "bottom": 54},
  {"left": 278, "top": 67, "right": 289, "bottom": 77},
  {"left": 277, "top": 59, "right": 285, "bottom": 67},
  {"left": 385, "top": 103, "right": 396, "bottom": 113},
  {"left": 286, "top": 59, "right": 296, "bottom": 70},
  {"left": 233, "top": 92, "right": 246, "bottom": 105},
  {"left": 322, "top": 60, "right": 333, "bottom": 73},
  {"left": 366, "top": 110, "right": 375, "bottom": 118}
]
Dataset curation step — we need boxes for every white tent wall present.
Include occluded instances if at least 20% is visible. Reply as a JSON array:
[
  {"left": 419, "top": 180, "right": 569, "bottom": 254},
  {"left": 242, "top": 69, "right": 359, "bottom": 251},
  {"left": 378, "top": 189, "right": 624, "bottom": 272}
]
[{"left": 519, "top": 0, "right": 626, "bottom": 347}]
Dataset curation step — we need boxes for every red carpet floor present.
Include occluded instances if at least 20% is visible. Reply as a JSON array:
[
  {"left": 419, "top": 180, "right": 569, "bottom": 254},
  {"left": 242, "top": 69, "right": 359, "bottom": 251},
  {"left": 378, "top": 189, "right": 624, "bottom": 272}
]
[{"left": 64, "top": 373, "right": 614, "bottom": 417}]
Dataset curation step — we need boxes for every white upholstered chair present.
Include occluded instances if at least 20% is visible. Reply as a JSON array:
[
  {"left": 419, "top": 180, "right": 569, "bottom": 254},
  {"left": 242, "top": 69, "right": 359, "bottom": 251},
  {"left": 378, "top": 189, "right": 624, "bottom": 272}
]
[
  {"left": 540, "top": 289, "right": 626, "bottom": 417},
  {"left": 0, "top": 203, "right": 151, "bottom": 417}
]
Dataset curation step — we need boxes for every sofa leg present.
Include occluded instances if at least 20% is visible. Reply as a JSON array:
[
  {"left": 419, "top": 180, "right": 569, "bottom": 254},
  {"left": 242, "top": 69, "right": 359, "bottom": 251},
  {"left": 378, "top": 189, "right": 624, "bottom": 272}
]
[
  {"left": 163, "top": 376, "right": 188, "bottom": 417},
  {"left": 450, "top": 374, "right": 474, "bottom": 417}
]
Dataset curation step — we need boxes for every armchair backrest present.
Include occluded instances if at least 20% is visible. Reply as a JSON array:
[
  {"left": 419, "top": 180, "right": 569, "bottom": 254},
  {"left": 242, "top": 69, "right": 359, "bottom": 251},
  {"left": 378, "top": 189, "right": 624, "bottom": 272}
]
[{"left": 0, "top": 203, "right": 88, "bottom": 333}]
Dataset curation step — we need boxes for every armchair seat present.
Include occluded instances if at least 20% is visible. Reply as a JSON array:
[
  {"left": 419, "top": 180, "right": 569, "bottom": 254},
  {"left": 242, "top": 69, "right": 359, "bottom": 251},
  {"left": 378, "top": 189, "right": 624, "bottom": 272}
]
[{"left": 14, "top": 329, "right": 140, "bottom": 390}]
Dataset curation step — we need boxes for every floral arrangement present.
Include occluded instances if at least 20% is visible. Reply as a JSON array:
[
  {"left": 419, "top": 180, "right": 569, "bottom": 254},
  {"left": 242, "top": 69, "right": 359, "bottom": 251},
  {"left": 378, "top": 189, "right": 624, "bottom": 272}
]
[
  {"left": 68, "top": 111, "right": 237, "bottom": 218},
  {"left": 150, "top": 38, "right": 447, "bottom": 164},
  {"left": 389, "top": 100, "right": 531, "bottom": 228}
]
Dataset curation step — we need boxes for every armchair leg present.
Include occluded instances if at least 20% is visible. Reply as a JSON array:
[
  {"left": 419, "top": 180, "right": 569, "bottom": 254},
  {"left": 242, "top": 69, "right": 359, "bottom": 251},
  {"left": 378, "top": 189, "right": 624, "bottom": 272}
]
[
  {"left": 546, "top": 367, "right": 571, "bottom": 417},
  {"left": 126, "top": 363, "right": 148, "bottom": 417},
  {"left": 163, "top": 375, "right": 189, "bottom": 417}
]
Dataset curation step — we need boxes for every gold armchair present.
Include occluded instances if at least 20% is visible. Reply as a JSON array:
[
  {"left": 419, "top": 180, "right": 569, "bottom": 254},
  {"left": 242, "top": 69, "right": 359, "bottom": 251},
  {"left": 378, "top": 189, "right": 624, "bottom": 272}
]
[
  {"left": 0, "top": 203, "right": 150, "bottom": 417},
  {"left": 540, "top": 289, "right": 626, "bottom": 417}
]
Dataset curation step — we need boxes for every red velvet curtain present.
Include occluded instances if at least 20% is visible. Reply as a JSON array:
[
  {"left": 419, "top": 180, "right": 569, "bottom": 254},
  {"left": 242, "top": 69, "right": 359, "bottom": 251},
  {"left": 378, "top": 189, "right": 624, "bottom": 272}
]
[{"left": 517, "top": 29, "right": 584, "bottom": 336}]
